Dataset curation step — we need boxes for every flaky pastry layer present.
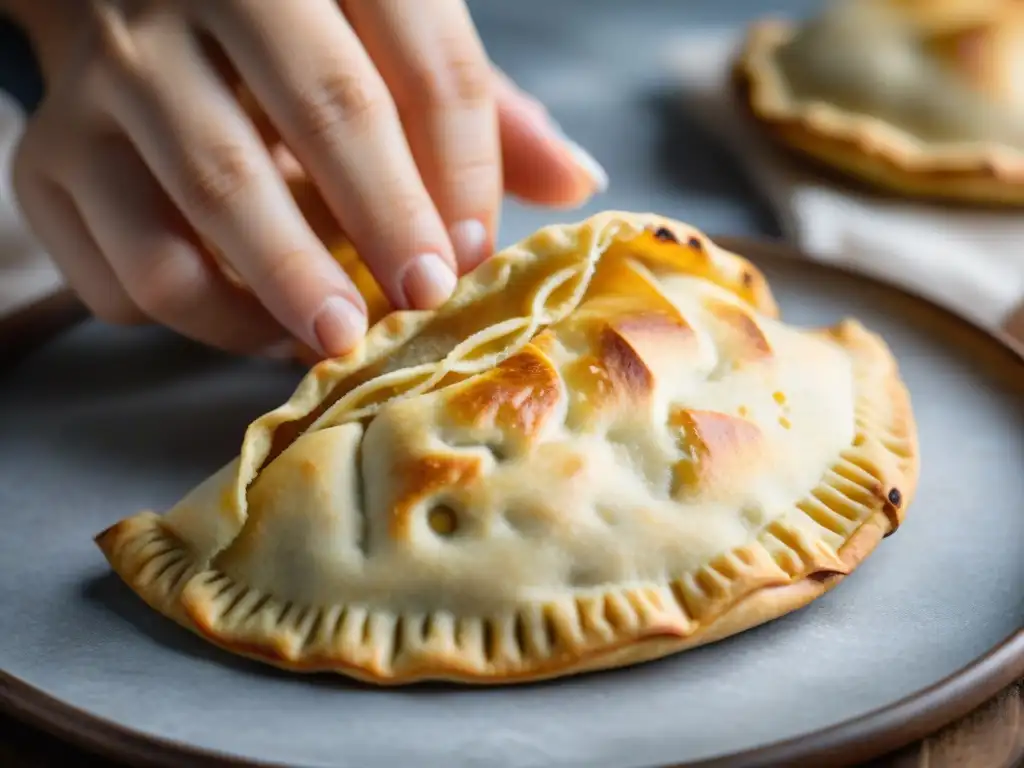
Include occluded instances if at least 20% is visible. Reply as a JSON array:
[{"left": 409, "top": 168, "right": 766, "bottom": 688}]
[
  {"left": 95, "top": 211, "right": 918, "bottom": 685},
  {"left": 733, "top": 1, "right": 1024, "bottom": 206}
]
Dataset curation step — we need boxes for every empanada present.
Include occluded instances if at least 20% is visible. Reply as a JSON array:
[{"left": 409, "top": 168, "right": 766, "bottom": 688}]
[
  {"left": 95, "top": 212, "right": 918, "bottom": 685},
  {"left": 733, "top": 0, "right": 1024, "bottom": 204}
]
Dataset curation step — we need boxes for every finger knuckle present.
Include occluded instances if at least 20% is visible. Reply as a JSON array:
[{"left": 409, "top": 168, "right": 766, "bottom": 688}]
[
  {"left": 128, "top": 252, "right": 204, "bottom": 322},
  {"left": 414, "top": 48, "right": 492, "bottom": 109},
  {"left": 382, "top": 187, "right": 433, "bottom": 227},
  {"left": 294, "top": 68, "right": 389, "bottom": 141},
  {"left": 178, "top": 143, "right": 257, "bottom": 221},
  {"left": 450, "top": 151, "right": 500, "bottom": 198}
]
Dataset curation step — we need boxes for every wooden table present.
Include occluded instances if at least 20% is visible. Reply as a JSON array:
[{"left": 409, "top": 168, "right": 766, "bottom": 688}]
[{"left": 1, "top": 680, "right": 1020, "bottom": 767}]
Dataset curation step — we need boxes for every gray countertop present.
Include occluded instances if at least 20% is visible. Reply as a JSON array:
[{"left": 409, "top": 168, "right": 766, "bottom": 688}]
[{"left": 469, "top": 0, "right": 824, "bottom": 243}]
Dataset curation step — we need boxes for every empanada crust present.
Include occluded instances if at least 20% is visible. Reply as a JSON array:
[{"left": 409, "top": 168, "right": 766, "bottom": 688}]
[
  {"left": 733, "top": 0, "right": 1024, "bottom": 205},
  {"left": 95, "top": 212, "right": 918, "bottom": 685}
]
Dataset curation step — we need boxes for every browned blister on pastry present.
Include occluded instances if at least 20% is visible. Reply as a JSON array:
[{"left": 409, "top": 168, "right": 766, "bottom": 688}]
[{"left": 95, "top": 211, "right": 918, "bottom": 684}]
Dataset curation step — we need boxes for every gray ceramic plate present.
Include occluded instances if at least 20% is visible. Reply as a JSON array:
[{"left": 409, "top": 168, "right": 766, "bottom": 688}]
[{"left": 1, "top": 240, "right": 1022, "bottom": 768}]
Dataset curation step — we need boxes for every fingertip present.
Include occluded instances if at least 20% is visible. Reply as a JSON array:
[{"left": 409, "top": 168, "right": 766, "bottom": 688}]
[
  {"left": 312, "top": 294, "right": 369, "bottom": 358},
  {"left": 559, "top": 138, "right": 609, "bottom": 195},
  {"left": 496, "top": 79, "right": 609, "bottom": 208},
  {"left": 449, "top": 218, "right": 492, "bottom": 274},
  {"left": 399, "top": 252, "right": 458, "bottom": 310}
]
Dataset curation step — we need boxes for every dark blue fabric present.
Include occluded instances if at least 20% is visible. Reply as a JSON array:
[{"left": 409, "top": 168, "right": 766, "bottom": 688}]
[{"left": 0, "top": 12, "right": 44, "bottom": 111}]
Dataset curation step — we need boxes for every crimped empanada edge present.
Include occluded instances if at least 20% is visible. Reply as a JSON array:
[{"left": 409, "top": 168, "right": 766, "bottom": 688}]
[
  {"left": 732, "top": 18, "right": 1024, "bottom": 206},
  {"left": 94, "top": 314, "right": 919, "bottom": 686}
]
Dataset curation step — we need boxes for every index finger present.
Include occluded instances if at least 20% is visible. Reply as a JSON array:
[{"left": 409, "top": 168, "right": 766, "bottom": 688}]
[
  {"left": 95, "top": 8, "right": 368, "bottom": 356},
  {"left": 194, "top": 0, "right": 461, "bottom": 311},
  {"left": 344, "top": 0, "right": 501, "bottom": 274}
]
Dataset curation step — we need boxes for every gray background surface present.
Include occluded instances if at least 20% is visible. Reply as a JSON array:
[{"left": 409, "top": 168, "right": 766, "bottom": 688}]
[
  {"left": 2, "top": 2, "right": 1023, "bottom": 767},
  {"left": 475, "top": 0, "right": 820, "bottom": 244}
]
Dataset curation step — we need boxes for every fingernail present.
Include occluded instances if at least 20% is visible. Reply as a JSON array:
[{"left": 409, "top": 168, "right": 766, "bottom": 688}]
[
  {"left": 561, "top": 137, "right": 609, "bottom": 193},
  {"left": 401, "top": 253, "right": 457, "bottom": 310},
  {"left": 312, "top": 296, "right": 367, "bottom": 357},
  {"left": 538, "top": 115, "right": 609, "bottom": 194},
  {"left": 518, "top": 103, "right": 610, "bottom": 194},
  {"left": 517, "top": 100, "right": 609, "bottom": 194},
  {"left": 449, "top": 219, "right": 490, "bottom": 272}
]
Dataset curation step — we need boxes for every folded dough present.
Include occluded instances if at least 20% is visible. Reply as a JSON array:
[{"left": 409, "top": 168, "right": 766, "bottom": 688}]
[{"left": 96, "top": 211, "right": 918, "bottom": 684}]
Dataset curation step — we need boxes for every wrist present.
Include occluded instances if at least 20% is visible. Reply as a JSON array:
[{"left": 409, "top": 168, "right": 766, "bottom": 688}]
[{"left": 2, "top": 0, "right": 84, "bottom": 86}]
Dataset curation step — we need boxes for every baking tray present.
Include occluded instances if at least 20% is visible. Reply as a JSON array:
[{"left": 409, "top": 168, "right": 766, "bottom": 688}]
[{"left": 1, "top": 238, "right": 1021, "bottom": 768}]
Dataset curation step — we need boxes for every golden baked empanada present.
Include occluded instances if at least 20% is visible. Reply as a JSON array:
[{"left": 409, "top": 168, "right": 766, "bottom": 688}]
[
  {"left": 734, "top": 0, "right": 1024, "bottom": 204},
  {"left": 95, "top": 212, "right": 918, "bottom": 684}
]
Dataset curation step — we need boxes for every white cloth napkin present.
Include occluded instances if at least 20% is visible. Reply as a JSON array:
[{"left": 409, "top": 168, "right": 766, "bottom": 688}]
[
  {"left": 0, "top": 91, "right": 64, "bottom": 320},
  {"left": 664, "top": 29, "right": 1024, "bottom": 340}
]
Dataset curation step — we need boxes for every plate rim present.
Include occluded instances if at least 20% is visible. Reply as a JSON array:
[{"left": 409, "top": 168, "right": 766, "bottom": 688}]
[{"left": 0, "top": 236, "right": 1021, "bottom": 768}]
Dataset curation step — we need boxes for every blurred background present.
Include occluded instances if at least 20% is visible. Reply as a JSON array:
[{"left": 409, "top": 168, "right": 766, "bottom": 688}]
[{"left": 467, "top": 0, "right": 824, "bottom": 240}]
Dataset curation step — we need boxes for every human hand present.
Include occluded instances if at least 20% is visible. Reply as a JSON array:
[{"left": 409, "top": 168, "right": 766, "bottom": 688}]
[{"left": 10, "top": 0, "right": 608, "bottom": 358}]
